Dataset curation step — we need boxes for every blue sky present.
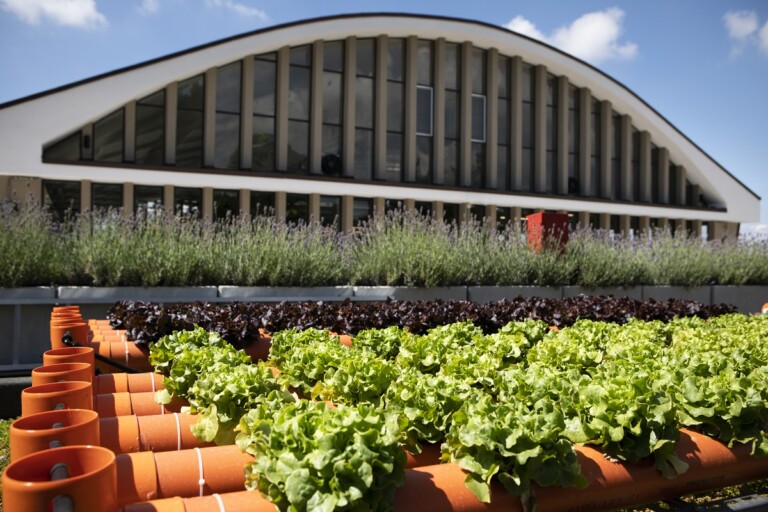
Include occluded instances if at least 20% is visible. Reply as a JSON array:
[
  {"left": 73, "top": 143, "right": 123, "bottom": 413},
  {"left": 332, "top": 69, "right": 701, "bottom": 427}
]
[{"left": 1, "top": 0, "right": 766, "bottom": 228}]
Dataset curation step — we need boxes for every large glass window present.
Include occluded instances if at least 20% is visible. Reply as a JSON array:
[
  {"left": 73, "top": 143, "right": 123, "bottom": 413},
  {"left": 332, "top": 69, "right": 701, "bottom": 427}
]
[
  {"left": 286, "top": 193, "right": 309, "bottom": 224},
  {"left": 589, "top": 98, "right": 601, "bottom": 197},
  {"left": 176, "top": 75, "right": 204, "bottom": 168},
  {"left": 174, "top": 187, "right": 202, "bottom": 218},
  {"left": 353, "top": 198, "right": 373, "bottom": 226},
  {"left": 92, "top": 183, "right": 122, "bottom": 211},
  {"left": 611, "top": 112, "right": 621, "bottom": 199},
  {"left": 43, "top": 180, "right": 80, "bottom": 222},
  {"left": 253, "top": 53, "right": 276, "bottom": 171},
  {"left": 319, "top": 195, "right": 341, "bottom": 228},
  {"left": 631, "top": 128, "right": 640, "bottom": 201},
  {"left": 567, "top": 85, "right": 579, "bottom": 194},
  {"left": 471, "top": 48, "right": 486, "bottom": 188},
  {"left": 135, "top": 185, "right": 164, "bottom": 218},
  {"left": 93, "top": 109, "right": 124, "bottom": 163},
  {"left": 651, "top": 144, "right": 660, "bottom": 203},
  {"left": 443, "top": 203, "right": 459, "bottom": 224},
  {"left": 250, "top": 191, "right": 275, "bottom": 216},
  {"left": 322, "top": 41, "right": 344, "bottom": 176},
  {"left": 545, "top": 74, "right": 557, "bottom": 194},
  {"left": 43, "top": 132, "right": 80, "bottom": 162},
  {"left": 496, "top": 207, "right": 511, "bottom": 231},
  {"left": 287, "top": 46, "right": 311, "bottom": 173},
  {"left": 415, "top": 40, "right": 433, "bottom": 184},
  {"left": 497, "top": 57, "right": 510, "bottom": 191},
  {"left": 354, "top": 39, "right": 375, "bottom": 180},
  {"left": 384, "top": 39, "right": 404, "bottom": 182},
  {"left": 135, "top": 90, "right": 165, "bottom": 165},
  {"left": 215, "top": 62, "right": 241, "bottom": 170},
  {"left": 444, "top": 43, "right": 460, "bottom": 187},
  {"left": 520, "top": 64, "right": 534, "bottom": 192},
  {"left": 214, "top": 189, "right": 239, "bottom": 220}
]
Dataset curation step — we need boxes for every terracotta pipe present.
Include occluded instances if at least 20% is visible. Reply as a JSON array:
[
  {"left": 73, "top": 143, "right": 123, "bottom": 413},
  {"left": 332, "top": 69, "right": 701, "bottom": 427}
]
[
  {"left": 123, "top": 490, "right": 275, "bottom": 512},
  {"left": 21, "top": 381, "right": 93, "bottom": 417},
  {"left": 31, "top": 362, "right": 93, "bottom": 386},
  {"left": 96, "top": 372, "right": 164, "bottom": 394},
  {"left": 405, "top": 443, "right": 443, "bottom": 469},
  {"left": 10, "top": 409, "right": 100, "bottom": 461},
  {"left": 100, "top": 413, "right": 213, "bottom": 454},
  {"left": 2, "top": 445, "right": 117, "bottom": 512},
  {"left": 52, "top": 306, "right": 81, "bottom": 314},
  {"left": 93, "top": 341, "right": 152, "bottom": 373},
  {"left": 43, "top": 346, "right": 95, "bottom": 367},
  {"left": 243, "top": 338, "right": 272, "bottom": 362},
  {"left": 49, "top": 320, "right": 89, "bottom": 349},
  {"left": 95, "top": 391, "right": 186, "bottom": 418},
  {"left": 121, "top": 496, "right": 186, "bottom": 512},
  {"left": 115, "top": 445, "right": 253, "bottom": 508}
]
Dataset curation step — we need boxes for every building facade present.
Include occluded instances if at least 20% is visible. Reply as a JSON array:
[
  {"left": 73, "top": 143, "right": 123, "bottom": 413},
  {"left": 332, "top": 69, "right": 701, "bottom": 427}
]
[{"left": 0, "top": 14, "right": 759, "bottom": 237}]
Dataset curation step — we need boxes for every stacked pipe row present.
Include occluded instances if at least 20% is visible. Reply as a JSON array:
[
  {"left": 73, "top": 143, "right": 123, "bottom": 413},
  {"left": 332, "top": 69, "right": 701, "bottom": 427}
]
[{"left": 2, "top": 306, "right": 768, "bottom": 512}]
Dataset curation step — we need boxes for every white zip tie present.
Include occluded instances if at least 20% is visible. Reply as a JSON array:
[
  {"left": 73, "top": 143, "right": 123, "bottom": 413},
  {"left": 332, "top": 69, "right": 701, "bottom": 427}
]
[
  {"left": 213, "top": 493, "right": 226, "bottom": 512},
  {"left": 124, "top": 341, "right": 129, "bottom": 365},
  {"left": 174, "top": 412, "right": 181, "bottom": 450},
  {"left": 150, "top": 373, "right": 156, "bottom": 393},
  {"left": 194, "top": 447, "right": 205, "bottom": 496}
]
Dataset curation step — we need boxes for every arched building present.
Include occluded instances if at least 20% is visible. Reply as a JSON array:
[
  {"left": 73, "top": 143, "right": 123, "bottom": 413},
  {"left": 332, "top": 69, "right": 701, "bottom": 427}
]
[{"left": 0, "top": 13, "right": 759, "bottom": 237}]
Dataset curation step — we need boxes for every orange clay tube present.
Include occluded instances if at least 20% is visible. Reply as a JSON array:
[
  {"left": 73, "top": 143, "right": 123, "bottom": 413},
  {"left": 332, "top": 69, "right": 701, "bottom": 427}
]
[
  {"left": 21, "top": 381, "right": 93, "bottom": 417},
  {"left": 93, "top": 341, "right": 152, "bottom": 373},
  {"left": 95, "top": 372, "right": 164, "bottom": 394},
  {"left": 534, "top": 428, "right": 768, "bottom": 512},
  {"left": 123, "top": 490, "right": 275, "bottom": 512},
  {"left": 2, "top": 445, "right": 117, "bottom": 512},
  {"left": 99, "top": 413, "right": 213, "bottom": 454},
  {"left": 43, "top": 346, "right": 95, "bottom": 368},
  {"left": 94, "top": 391, "right": 186, "bottom": 418},
  {"left": 10, "top": 409, "right": 99, "bottom": 462},
  {"left": 405, "top": 443, "right": 443, "bottom": 469},
  {"left": 49, "top": 320, "right": 89, "bottom": 350},
  {"left": 31, "top": 362, "right": 93, "bottom": 386},
  {"left": 115, "top": 445, "right": 253, "bottom": 508},
  {"left": 243, "top": 338, "right": 272, "bottom": 362}
]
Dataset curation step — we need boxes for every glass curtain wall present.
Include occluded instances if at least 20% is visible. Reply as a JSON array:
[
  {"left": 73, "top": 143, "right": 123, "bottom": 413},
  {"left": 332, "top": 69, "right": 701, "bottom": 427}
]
[
  {"left": 93, "top": 109, "right": 124, "bottom": 163},
  {"left": 384, "top": 38, "right": 405, "bottom": 182},
  {"left": 470, "top": 48, "right": 486, "bottom": 188},
  {"left": 497, "top": 57, "right": 510, "bottom": 191},
  {"left": 589, "top": 98, "right": 601, "bottom": 197},
  {"left": 92, "top": 183, "right": 123, "bottom": 211},
  {"left": 611, "top": 112, "right": 621, "bottom": 199},
  {"left": 567, "top": 85, "right": 579, "bottom": 194},
  {"left": 287, "top": 46, "right": 311, "bottom": 173},
  {"left": 354, "top": 39, "right": 375, "bottom": 180},
  {"left": 415, "top": 40, "right": 433, "bottom": 184},
  {"left": 176, "top": 75, "right": 204, "bottom": 168},
  {"left": 444, "top": 43, "right": 460, "bottom": 186},
  {"left": 321, "top": 41, "right": 344, "bottom": 176},
  {"left": 520, "top": 64, "right": 534, "bottom": 192},
  {"left": 252, "top": 53, "right": 277, "bottom": 171},
  {"left": 545, "top": 74, "right": 557, "bottom": 194},
  {"left": 135, "top": 90, "right": 165, "bottom": 166},
  {"left": 214, "top": 62, "right": 241, "bottom": 170}
]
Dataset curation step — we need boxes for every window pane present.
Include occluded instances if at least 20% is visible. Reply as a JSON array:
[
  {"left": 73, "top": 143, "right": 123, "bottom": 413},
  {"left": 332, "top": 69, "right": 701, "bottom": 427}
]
[
  {"left": 214, "top": 189, "right": 239, "bottom": 220},
  {"left": 135, "top": 185, "right": 163, "bottom": 217},
  {"left": 322, "top": 71, "right": 342, "bottom": 125},
  {"left": 384, "top": 133, "right": 402, "bottom": 181},
  {"left": 470, "top": 204, "right": 485, "bottom": 220},
  {"left": 522, "top": 102, "right": 533, "bottom": 148},
  {"left": 387, "top": 81, "right": 403, "bottom": 132},
  {"left": 445, "top": 90, "right": 459, "bottom": 139},
  {"left": 590, "top": 156, "right": 600, "bottom": 196},
  {"left": 139, "top": 90, "right": 165, "bottom": 107},
  {"left": 568, "top": 109, "right": 578, "bottom": 153},
  {"left": 355, "top": 77, "right": 374, "bottom": 129},
  {"left": 319, "top": 195, "right": 341, "bottom": 228},
  {"left": 444, "top": 139, "right": 458, "bottom": 186},
  {"left": 94, "top": 109, "right": 124, "bottom": 163},
  {"left": 92, "top": 183, "right": 122, "bottom": 211},
  {"left": 286, "top": 193, "right": 309, "bottom": 224},
  {"left": 135, "top": 104, "right": 164, "bottom": 165},
  {"left": 44, "top": 132, "right": 80, "bottom": 161},
  {"left": 176, "top": 110, "right": 203, "bottom": 168},
  {"left": 547, "top": 151, "right": 556, "bottom": 194},
  {"left": 353, "top": 198, "right": 372, "bottom": 226},
  {"left": 288, "top": 66, "right": 311, "bottom": 120},
  {"left": 472, "top": 48, "right": 486, "bottom": 94},
  {"left": 216, "top": 61, "right": 241, "bottom": 114},
  {"left": 321, "top": 125, "right": 342, "bottom": 176},
  {"left": 178, "top": 75, "right": 204, "bottom": 110},
  {"left": 416, "top": 136, "right": 432, "bottom": 184},
  {"left": 356, "top": 39, "right": 375, "bottom": 77},
  {"left": 444, "top": 43, "right": 459, "bottom": 91},
  {"left": 521, "top": 65, "right": 533, "bottom": 102},
  {"left": 215, "top": 113, "right": 240, "bottom": 169},
  {"left": 416, "top": 86, "right": 433, "bottom": 136},
  {"left": 415, "top": 201, "right": 432, "bottom": 216},
  {"left": 471, "top": 95, "right": 486, "bottom": 142},
  {"left": 354, "top": 129, "right": 373, "bottom": 180},
  {"left": 252, "top": 115, "right": 275, "bottom": 171},
  {"left": 497, "top": 98, "right": 509, "bottom": 142},
  {"left": 417, "top": 40, "right": 433, "bottom": 86},
  {"left": 547, "top": 74, "right": 557, "bottom": 106},
  {"left": 324, "top": 41, "right": 344, "bottom": 72},
  {"left": 43, "top": 180, "right": 81, "bottom": 221},
  {"left": 387, "top": 39, "right": 404, "bottom": 81},
  {"left": 443, "top": 203, "right": 459, "bottom": 224},
  {"left": 287, "top": 120, "right": 309, "bottom": 173},
  {"left": 471, "top": 142, "right": 485, "bottom": 188},
  {"left": 290, "top": 45, "right": 311, "bottom": 67},
  {"left": 497, "top": 145, "right": 508, "bottom": 190},
  {"left": 250, "top": 191, "right": 275, "bottom": 216},
  {"left": 174, "top": 187, "right": 201, "bottom": 217},
  {"left": 546, "top": 105, "right": 556, "bottom": 150},
  {"left": 522, "top": 148, "right": 533, "bottom": 192},
  {"left": 497, "top": 58, "right": 509, "bottom": 98},
  {"left": 253, "top": 59, "right": 276, "bottom": 116},
  {"left": 496, "top": 206, "right": 511, "bottom": 230}
]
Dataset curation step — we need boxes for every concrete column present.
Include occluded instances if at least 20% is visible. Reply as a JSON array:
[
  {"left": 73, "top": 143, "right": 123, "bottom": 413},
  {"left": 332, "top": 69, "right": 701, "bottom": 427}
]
[
  {"left": 460, "top": 42, "right": 473, "bottom": 187},
  {"left": 486, "top": 48, "right": 499, "bottom": 189},
  {"left": 676, "top": 166, "right": 688, "bottom": 206},
  {"left": 240, "top": 56, "right": 254, "bottom": 169},
  {"left": 557, "top": 76, "right": 569, "bottom": 195},
  {"left": 373, "top": 197, "right": 386, "bottom": 218},
  {"left": 123, "top": 183, "right": 134, "bottom": 218},
  {"left": 202, "top": 187, "right": 213, "bottom": 221},
  {"left": 725, "top": 222, "right": 739, "bottom": 239},
  {"left": 619, "top": 215, "right": 631, "bottom": 235},
  {"left": 275, "top": 46, "right": 290, "bottom": 171},
  {"left": 657, "top": 217, "right": 669, "bottom": 232},
  {"left": 600, "top": 100, "right": 612, "bottom": 198},
  {"left": 511, "top": 206, "right": 523, "bottom": 225},
  {"left": 124, "top": 101, "right": 136, "bottom": 162},
  {"left": 404, "top": 198, "right": 416, "bottom": 213},
  {"left": 374, "top": 35, "right": 388, "bottom": 179},
  {"left": 404, "top": 36, "right": 418, "bottom": 182},
  {"left": 578, "top": 87, "right": 591, "bottom": 196},
  {"left": 433, "top": 38, "right": 446, "bottom": 185},
  {"left": 80, "top": 180, "right": 92, "bottom": 212},
  {"left": 310, "top": 41, "right": 324, "bottom": 175},
  {"left": 203, "top": 67, "right": 216, "bottom": 168},
  {"left": 674, "top": 218, "right": 686, "bottom": 235},
  {"left": 239, "top": 189, "right": 250, "bottom": 217},
  {"left": 0, "top": 175, "right": 8, "bottom": 202},
  {"left": 309, "top": 193, "right": 321, "bottom": 221},
  {"left": 639, "top": 131, "right": 651, "bottom": 202},
  {"left": 165, "top": 83, "right": 177, "bottom": 165},
  {"left": 708, "top": 221, "right": 725, "bottom": 240},
  {"left": 459, "top": 203, "right": 470, "bottom": 223},
  {"left": 274, "top": 191, "right": 287, "bottom": 222},
  {"left": 692, "top": 219, "right": 703, "bottom": 239},
  {"left": 81, "top": 124, "right": 93, "bottom": 161},
  {"left": 433, "top": 201, "right": 444, "bottom": 221},
  {"left": 341, "top": 195, "right": 354, "bottom": 232},
  {"left": 578, "top": 211, "right": 590, "bottom": 230},
  {"left": 639, "top": 216, "right": 651, "bottom": 234},
  {"left": 534, "top": 65, "right": 547, "bottom": 193},
  {"left": 620, "top": 115, "right": 632, "bottom": 201},
  {"left": 510, "top": 57, "right": 523, "bottom": 190},
  {"left": 599, "top": 212, "right": 610, "bottom": 231},
  {"left": 658, "top": 147, "right": 670, "bottom": 203},
  {"left": 343, "top": 36, "right": 357, "bottom": 178},
  {"left": 486, "top": 204, "right": 497, "bottom": 226},
  {"left": 163, "top": 185, "right": 174, "bottom": 214}
]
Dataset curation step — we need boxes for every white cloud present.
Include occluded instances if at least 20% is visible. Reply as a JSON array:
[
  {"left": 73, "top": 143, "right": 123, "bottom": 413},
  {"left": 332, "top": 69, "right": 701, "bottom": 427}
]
[
  {"left": 759, "top": 20, "right": 768, "bottom": 54},
  {"left": 205, "top": 0, "right": 266, "bottom": 20},
  {"left": 1, "top": 0, "right": 107, "bottom": 28},
  {"left": 505, "top": 8, "right": 637, "bottom": 64},
  {"left": 723, "top": 10, "right": 758, "bottom": 41},
  {"left": 138, "top": 0, "right": 160, "bottom": 15}
]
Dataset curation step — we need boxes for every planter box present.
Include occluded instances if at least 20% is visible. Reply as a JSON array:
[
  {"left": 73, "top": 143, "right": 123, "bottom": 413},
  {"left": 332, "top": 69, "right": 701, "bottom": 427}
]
[
  {"left": 352, "top": 286, "right": 468, "bottom": 301},
  {"left": 641, "top": 286, "right": 711, "bottom": 304},
  {"left": 468, "top": 286, "right": 563, "bottom": 302},
  {"left": 711, "top": 286, "right": 768, "bottom": 314},
  {"left": 56, "top": 287, "right": 218, "bottom": 303},
  {"left": 218, "top": 286, "right": 353, "bottom": 302},
  {"left": 562, "top": 286, "right": 643, "bottom": 300},
  {"left": 0, "top": 287, "right": 56, "bottom": 304}
]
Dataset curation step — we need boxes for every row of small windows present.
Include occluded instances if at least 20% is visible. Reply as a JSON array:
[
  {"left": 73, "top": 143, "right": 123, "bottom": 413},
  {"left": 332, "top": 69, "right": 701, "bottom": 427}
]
[{"left": 43, "top": 37, "right": 708, "bottom": 209}]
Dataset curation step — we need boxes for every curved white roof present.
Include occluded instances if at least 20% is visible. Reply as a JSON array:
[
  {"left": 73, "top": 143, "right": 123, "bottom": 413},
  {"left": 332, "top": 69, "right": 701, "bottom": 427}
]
[{"left": 0, "top": 13, "right": 759, "bottom": 222}]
